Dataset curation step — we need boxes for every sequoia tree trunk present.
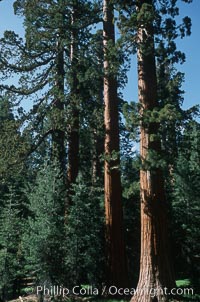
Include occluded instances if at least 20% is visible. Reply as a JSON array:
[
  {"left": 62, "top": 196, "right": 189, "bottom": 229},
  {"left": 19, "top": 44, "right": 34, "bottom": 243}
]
[
  {"left": 131, "top": 1, "right": 175, "bottom": 302},
  {"left": 92, "top": 86, "right": 104, "bottom": 184},
  {"left": 67, "top": 5, "right": 79, "bottom": 191},
  {"left": 52, "top": 37, "right": 65, "bottom": 173},
  {"left": 103, "top": 0, "right": 128, "bottom": 288}
]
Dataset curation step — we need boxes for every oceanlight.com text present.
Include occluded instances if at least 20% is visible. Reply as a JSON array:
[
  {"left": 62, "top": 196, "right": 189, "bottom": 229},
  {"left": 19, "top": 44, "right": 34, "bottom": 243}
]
[{"left": 36, "top": 285, "right": 194, "bottom": 297}]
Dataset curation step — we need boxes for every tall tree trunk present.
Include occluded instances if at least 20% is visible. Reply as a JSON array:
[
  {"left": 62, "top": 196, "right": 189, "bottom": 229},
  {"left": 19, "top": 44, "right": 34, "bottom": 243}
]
[
  {"left": 92, "top": 87, "right": 104, "bottom": 184},
  {"left": 52, "top": 38, "right": 65, "bottom": 173},
  {"left": 92, "top": 127, "right": 104, "bottom": 184},
  {"left": 67, "top": 105, "right": 79, "bottom": 186},
  {"left": 131, "top": 2, "right": 175, "bottom": 302},
  {"left": 67, "top": 4, "right": 79, "bottom": 191},
  {"left": 103, "top": 0, "right": 128, "bottom": 288}
]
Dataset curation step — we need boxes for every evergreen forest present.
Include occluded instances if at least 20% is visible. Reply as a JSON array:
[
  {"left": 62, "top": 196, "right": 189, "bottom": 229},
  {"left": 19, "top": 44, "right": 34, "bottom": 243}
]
[{"left": 0, "top": 1, "right": 199, "bottom": 302}]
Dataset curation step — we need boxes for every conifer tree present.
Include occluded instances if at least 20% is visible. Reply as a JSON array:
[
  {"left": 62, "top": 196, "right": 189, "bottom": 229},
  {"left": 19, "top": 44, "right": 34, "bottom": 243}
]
[
  {"left": 0, "top": 187, "right": 23, "bottom": 301},
  {"left": 77, "top": 30, "right": 104, "bottom": 184},
  {"left": 103, "top": 0, "right": 128, "bottom": 288},
  {"left": 172, "top": 120, "right": 200, "bottom": 290},
  {"left": 117, "top": 1, "right": 193, "bottom": 300},
  {"left": 0, "top": 1, "right": 65, "bottom": 171},
  {"left": 65, "top": 180, "right": 104, "bottom": 286},
  {"left": 67, "top": 2, "right": 80, "bottom": 189},
  {"left": 0, "top": 0, "right": 100, "bottom": 179},
  {"left": 22, "top": 161, "right": 66, "bottom": 285},
  {"left": 0, "top": 96, "right": 24, "bottom": 174},
  {"left": 130, "top": 2, "right": 176, "bottom": 301}
]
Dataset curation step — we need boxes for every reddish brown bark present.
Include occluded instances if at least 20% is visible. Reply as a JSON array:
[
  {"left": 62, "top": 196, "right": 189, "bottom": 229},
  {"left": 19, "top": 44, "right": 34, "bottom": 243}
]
[
  {"left": 92, "top": 84, "right": 104, "bottom": 184},
  {"left": 67, "top": 107, "right": 79, "bottom": 185},
  {"left": 103, "top": 0, "right": 128, "bottom": 288},
  {"left": 52, "top": 38, "right": 65, "bottom": 173},
  {"left": 131, "top": 2, "right": 175, "bottom": 302},
  {"left": 67, "top": 5, "right": 79, "bottom": 189},
  {"left": 92, "top": 127, "right": 104, "bottom": 184}
]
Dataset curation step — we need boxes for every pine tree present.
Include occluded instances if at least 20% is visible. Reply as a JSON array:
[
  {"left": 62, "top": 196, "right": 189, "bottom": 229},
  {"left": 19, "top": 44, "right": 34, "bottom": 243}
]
[
  {"left": 0, "top": 187, "right": 23, "bottom": 301},
  {"left": 22, "top": 161, "right": 66, "bottom": 285},
  {"left": 172, "top": 120, "right": 200, "bottom": 290},
  {"left": 65, "top": 180, "right": 105, "bottom": 287}
]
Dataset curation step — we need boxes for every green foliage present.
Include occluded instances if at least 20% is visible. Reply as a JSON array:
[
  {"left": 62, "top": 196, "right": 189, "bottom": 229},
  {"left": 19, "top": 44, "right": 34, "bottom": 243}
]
[
  {"left": 172, "top": 121, "right": 200, "bottom": 290},
  {"left": 122, "top": 101, "right": 140, "bottom": 142},
  {"left": 0, "top": 0, "right": 199, "bottom": 300},
  {"left": 0, "top": 96, "right": 25, "bottom": 176},
  {"left": 22, "top": 161, "right": 66, "bottom": 284},
  {"left": 176, "top": 279, "right": 191, "bottom": 287},
  {"left": 65, "top": 179, "right": 105, "bottom": 287},
  {"left": 0, "top": 187, "right": 23, "bottom": 301},
  {"left": 121, "top": 156, "right": 140, "bottom": 285},
  {"left": 0, "top": 0, "right": 102, "bottom": 170}
]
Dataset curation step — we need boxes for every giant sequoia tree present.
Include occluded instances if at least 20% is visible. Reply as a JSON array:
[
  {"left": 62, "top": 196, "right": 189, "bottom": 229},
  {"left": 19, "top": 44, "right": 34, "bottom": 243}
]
[
  {"left": 0, "top": 0, "right": 101, "bottom": 184},
  {"left": 67, "top": 1, "right": 81, "bottom": 195},
  {"left": 0, "top": 0, "right": 68, "bottom": 173},
  {"left": 114, "top": 0, "right": 193, "bottom": 300},
  {"left": 131, "top": 1, "right": 176, "bottom": 301},
  {"left": 103, "top": 0, "right": 128, "bottom": 288}
]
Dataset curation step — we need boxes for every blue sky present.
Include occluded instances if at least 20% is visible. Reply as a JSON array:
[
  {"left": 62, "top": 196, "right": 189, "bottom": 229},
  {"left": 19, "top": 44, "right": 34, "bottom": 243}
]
[{"left": 0, "top": 0, "right": 199, "bottom": 111}]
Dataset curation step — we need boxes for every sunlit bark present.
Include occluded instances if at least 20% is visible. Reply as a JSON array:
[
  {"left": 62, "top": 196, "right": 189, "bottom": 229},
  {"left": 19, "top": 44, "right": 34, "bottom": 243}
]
[
  {"left": 131, "top": 1, "right": 175, "bottom": 302},
  {"left": 103, "top": 0, "right": 128, "bottom": 288}
]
